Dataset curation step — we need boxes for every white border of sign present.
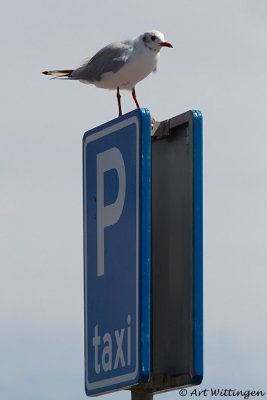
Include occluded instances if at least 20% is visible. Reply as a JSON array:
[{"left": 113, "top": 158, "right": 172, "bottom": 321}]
[{"left": 83, "top": 116, "right": 139, "bottom": 391}]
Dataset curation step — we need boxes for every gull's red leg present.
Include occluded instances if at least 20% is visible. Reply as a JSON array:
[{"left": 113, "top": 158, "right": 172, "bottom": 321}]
[
  {"left": 132, "top": 87, "right": 140, "bottom": 108},
  {"left": 117, "top": 87, "right": 122, "bottom": 116},
  {"left": 132, "top": 87, "right": 155, "bottom": 124}
]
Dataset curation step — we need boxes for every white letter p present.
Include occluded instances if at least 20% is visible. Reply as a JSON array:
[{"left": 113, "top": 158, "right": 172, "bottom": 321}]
[{"left": 97, "top": 147, "right": 126, "bottom": 277}]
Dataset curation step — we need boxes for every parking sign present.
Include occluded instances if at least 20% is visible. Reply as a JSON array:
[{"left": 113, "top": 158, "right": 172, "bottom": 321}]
[{"left": 83, "top": 109, "right": 151, "bottom": 396}]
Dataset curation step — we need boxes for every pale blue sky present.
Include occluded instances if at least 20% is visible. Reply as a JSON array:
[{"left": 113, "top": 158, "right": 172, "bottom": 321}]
[{"left": 0, "top": 0, "right": 267, "bottom": 399}]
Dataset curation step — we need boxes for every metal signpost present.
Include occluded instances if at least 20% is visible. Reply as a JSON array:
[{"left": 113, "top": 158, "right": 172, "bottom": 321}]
[{"left": 83, "top": 109, "right": 203, "bottom": 399}]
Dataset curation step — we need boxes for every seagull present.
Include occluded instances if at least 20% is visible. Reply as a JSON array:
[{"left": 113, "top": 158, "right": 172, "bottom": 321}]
[{"left": 42, "top": 30, "right": 172, "bottom": 117}]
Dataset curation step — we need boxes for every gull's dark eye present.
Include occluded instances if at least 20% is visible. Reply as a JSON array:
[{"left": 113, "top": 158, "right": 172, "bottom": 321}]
[{"left": 151, "top": 35, "right": 156, "bottom": 41}]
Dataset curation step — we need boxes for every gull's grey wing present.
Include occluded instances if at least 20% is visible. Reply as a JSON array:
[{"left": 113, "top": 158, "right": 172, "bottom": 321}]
[{"left": 70, "top": 41, "right": 132, "bottom": 82}]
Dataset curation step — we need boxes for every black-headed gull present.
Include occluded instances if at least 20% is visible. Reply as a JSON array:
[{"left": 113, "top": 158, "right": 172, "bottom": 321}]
[{"left": 42, "top": 30, "right": 172, "bottom": 116}]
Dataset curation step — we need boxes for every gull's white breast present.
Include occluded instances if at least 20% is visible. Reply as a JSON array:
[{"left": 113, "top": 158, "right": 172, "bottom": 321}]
[{"left": 94, "top": 46, "right": 160, "bottom": 90}]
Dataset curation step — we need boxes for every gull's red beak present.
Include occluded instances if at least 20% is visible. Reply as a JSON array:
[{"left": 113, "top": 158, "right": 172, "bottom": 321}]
[{"left": 160, "top": 41, "right": 173, "bottom": 48}]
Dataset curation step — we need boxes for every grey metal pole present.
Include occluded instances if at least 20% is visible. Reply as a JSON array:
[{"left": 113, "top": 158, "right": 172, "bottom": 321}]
[{"left": 131, "top": 390, "right": 153, "bottom": 400}]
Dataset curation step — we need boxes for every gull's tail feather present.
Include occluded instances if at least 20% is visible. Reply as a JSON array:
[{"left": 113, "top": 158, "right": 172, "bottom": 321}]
[{"left": 42, "top": 69, "right": 74, "bottom": 78}]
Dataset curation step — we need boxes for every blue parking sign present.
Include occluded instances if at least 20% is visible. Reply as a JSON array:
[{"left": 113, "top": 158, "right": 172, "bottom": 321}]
[{"left": 83, "top": 109, "right": 151, "bottom": 396}]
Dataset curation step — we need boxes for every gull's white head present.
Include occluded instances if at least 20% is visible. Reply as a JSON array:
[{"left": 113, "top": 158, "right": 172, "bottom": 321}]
[{"left": 141, "top": 30, "right": 173, "bottom": 52}]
